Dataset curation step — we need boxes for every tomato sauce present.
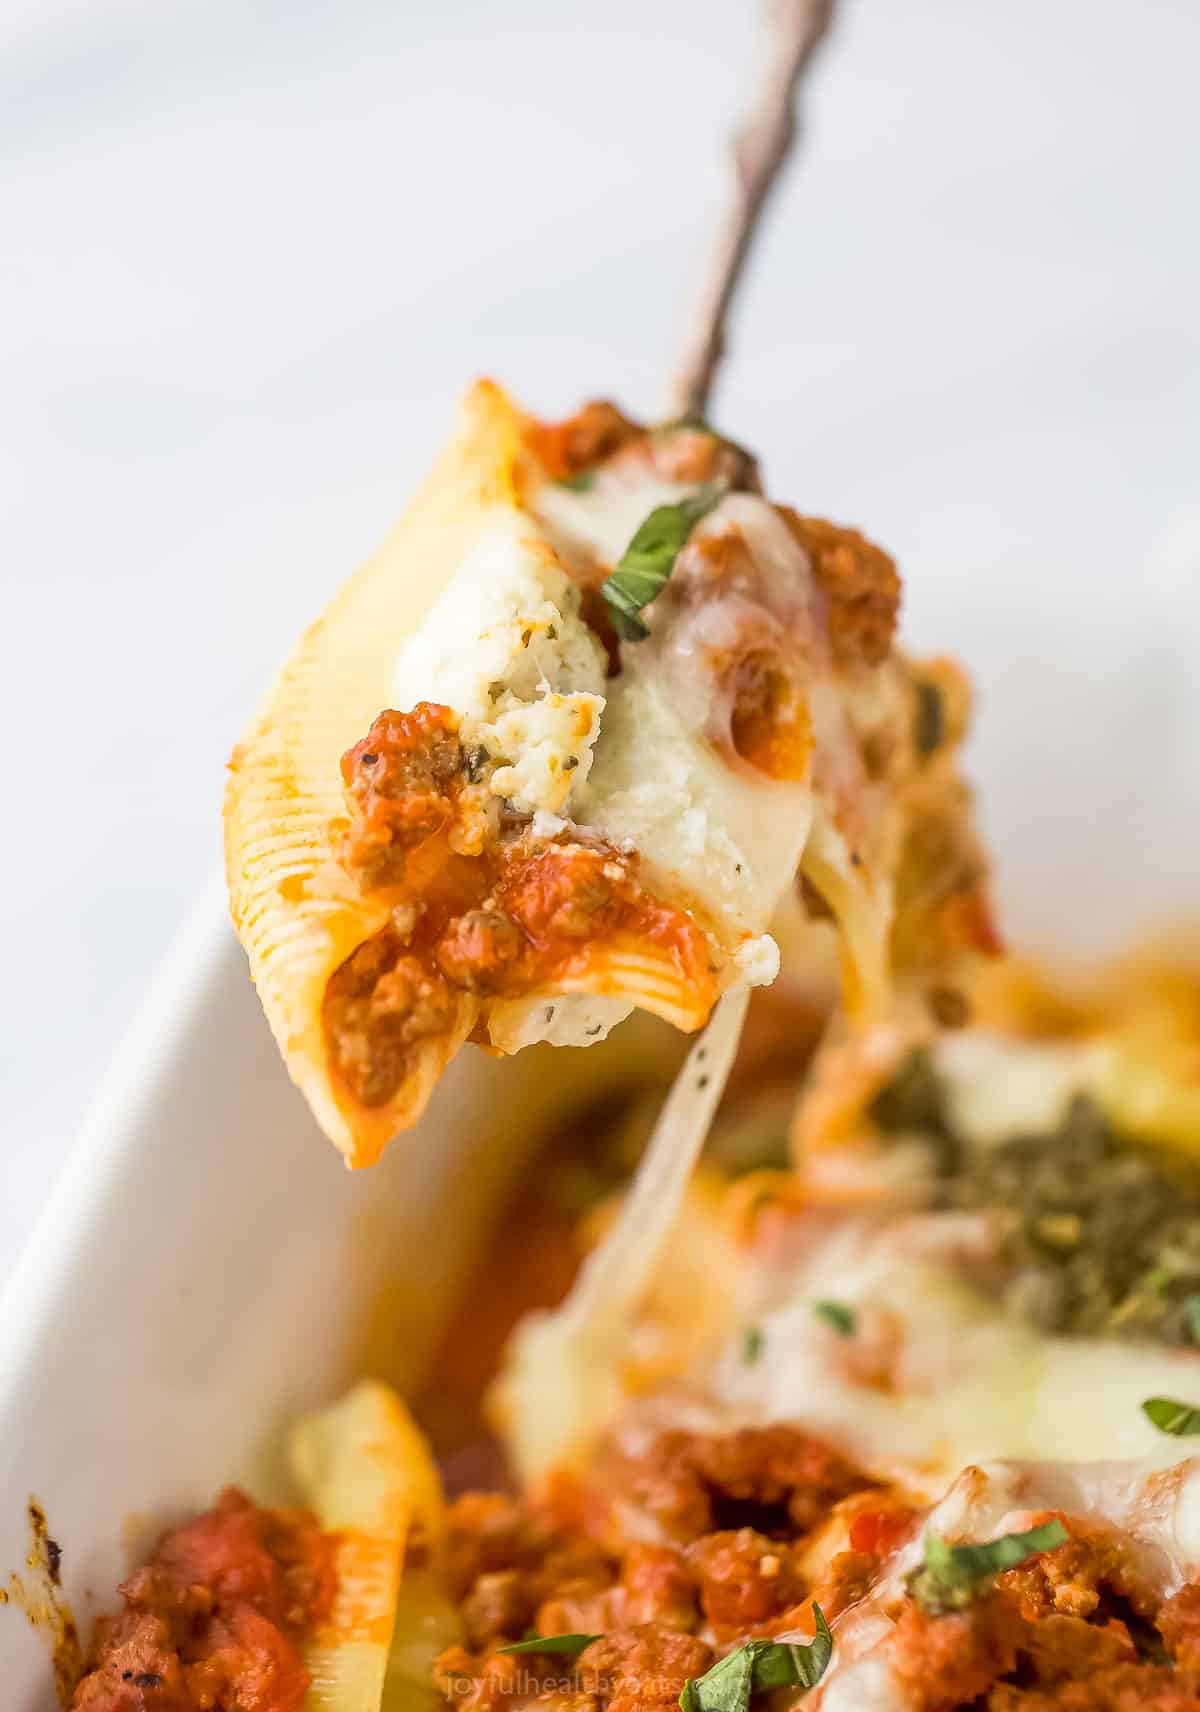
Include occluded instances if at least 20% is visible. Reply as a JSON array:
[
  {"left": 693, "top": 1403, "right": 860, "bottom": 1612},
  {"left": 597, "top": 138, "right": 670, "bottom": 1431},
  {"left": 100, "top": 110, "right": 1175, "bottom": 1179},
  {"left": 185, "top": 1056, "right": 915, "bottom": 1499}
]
[
  {"left": 776, "top": 509, "right": 900, "bottom": 671},
  {"left": 70, "top": 1490, "right": 334, "bottom": 1712},
  {"left": 327, "top": 703, "right": 714, "bottom": 1111},
  {"left": 525, "top": 400, "right": 644, "bottom": 481}
]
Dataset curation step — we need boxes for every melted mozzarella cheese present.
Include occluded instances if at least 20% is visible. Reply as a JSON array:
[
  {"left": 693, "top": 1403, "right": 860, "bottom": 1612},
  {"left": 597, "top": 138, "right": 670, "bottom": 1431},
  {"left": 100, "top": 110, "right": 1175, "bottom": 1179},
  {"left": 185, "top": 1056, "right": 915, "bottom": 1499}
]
[
  {"left": 497, "top": 990, "right": 751, "bottom": 1480},
  {"left": 539, "top": 473, "right": 820, "bottom": 949},
  {"left": 700, "top": 1207, "right": 1200, "bottom": 1488},
  {"left": 580, "top": 649, "right": 811, "bottom": 953},
  {"left": 534, "top": 469, "right": 695, "bottom": 566},
  {"left": 933, "top": 1030, "right": 1108, "bottom": 1147},
  {"left": 817, "top": 1655, "right": 898, "bottom": 1712}
]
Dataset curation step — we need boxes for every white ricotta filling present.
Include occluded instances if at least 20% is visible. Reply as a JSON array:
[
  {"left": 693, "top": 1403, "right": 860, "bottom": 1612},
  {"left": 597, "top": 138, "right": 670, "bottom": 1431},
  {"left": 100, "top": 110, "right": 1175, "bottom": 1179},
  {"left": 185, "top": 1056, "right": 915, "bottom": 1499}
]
[
  {"left": 486, "top": 992, "right": 633, "bottom": 1053},
  {"left": 391, "top": 506, "right": 607, "bottom": 817}
]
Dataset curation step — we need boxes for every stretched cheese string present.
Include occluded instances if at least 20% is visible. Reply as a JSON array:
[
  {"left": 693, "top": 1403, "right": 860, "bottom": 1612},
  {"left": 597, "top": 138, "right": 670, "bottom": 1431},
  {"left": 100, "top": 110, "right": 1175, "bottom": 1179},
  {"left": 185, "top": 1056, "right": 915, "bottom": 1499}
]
[
  {"left": 799, "top": 810, "right": 892, "bottom": 1024},
  {"left": 495, "top": 812, "right": 896, "bottom": 1479},
  {"left": 564, "top": 986, "right": 750, "bottom": 1335},
  {"left": 494, "top": 988, "right": 749, "bottom": 1479}
]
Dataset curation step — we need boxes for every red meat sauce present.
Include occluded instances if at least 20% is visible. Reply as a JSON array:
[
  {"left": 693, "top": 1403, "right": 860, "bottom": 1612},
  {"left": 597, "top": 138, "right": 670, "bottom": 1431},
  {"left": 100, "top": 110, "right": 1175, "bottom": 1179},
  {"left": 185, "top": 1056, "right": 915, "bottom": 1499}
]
[
  {"left": 432, "top": 1424, "right": 896, "bottom": 1712},
  {"left": 525, "top": 402, "right": 762, "bottom": 498},
  {"left": 69, "top": 1489, "right": 334, "bottom": 1712},
  {"left": 73, "top": 1428, "right": 1200, "bottom": 1712},
  {"left": 324, "top": 703, "right": 714, "bottom": 1110},
  {"left": 433, "top": 1442, "right": 1200, "bottom": 1712},
  {"left": 884, "top": 1537, "right": 1200, "bottom": 1712}
]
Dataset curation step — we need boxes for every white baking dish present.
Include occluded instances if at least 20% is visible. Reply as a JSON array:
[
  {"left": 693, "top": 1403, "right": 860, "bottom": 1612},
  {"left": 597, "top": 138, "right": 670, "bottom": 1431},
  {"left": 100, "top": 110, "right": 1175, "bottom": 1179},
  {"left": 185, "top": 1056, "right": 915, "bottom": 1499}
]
[
  {"left": 3, "top": 572, "right": 1198, "bottom": 1702},
  {"left": 0, "top": 882, "right": 673, "bottom": 1704}
]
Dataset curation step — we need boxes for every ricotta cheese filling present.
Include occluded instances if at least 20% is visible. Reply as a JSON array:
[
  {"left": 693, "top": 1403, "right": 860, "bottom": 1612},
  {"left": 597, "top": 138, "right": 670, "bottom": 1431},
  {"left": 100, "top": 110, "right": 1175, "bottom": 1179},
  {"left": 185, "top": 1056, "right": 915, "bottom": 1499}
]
[{"left": 392, "top": 507, "right": 608, "bottom": 819}]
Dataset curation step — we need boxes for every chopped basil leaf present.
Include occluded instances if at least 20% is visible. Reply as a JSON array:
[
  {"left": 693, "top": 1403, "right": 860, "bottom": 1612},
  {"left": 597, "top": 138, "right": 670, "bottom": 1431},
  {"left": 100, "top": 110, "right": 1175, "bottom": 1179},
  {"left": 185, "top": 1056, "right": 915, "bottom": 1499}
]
[
  {"left": 908, "top": 1520, "right": 1068, "bottom": 1615},
  {"left": 1143, "top": 1395, "right": 1200, "bottom": 1435},
  {"left": 1184, "top": 1296, "right": 1200, "bottom": 1343},
  {"left": 681, "top": 1635, "right": 754, "bottom": 1712},
  {"left": 914, "top": 680, "right": 945, "bottom": 758},
  {"left": 741, "top": 1325, "right": 765, "bottom": 1365},
  {"left": 499, "top": 1632, "right": 600, "bottom": 1657},
  {"left": 813, "top": 1299, "right": 856, "bottom": 1337},
  {"left": 750, "top": 1609, "right": 833, "bottom": 1691},
  {"left": 601, "top": 484, "right": 723, "bottom": 641},
  {"left": 556, "top": 470, "right": 596, "bottom": 492},
  {"left": 678, "top": 1609, "right": 833, "bottom": 1712},
  {"left": 658, "top": 412, "right": 717, "bottom": 437}
]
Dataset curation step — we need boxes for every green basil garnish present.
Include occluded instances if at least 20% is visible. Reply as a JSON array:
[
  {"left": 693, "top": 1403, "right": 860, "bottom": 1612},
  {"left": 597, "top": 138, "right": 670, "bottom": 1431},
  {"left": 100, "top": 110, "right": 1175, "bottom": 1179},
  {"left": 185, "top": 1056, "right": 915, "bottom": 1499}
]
[
  {"left": 601, "top": 485, "right": 723, "bottom": 641},
  {"left": 741, "top": 1325, "right": 765, "bottom": 1364},
  {"left": 908, "top": 1519, "right": 1068, "bottom": 1614},
  {"left": 1143, "top": 1396, "right": 1200, "bottom": 1435},
  {"left": 750, "top": 1611, "right": 834, "bottom": 1692},
  {"left": 679, "top": 1608, "right": 833, "bottom": 1712},
  {"left": 813, "top": 1300, "right": 856, "bottom": 1337},
  {"left": 658, "top": 412, "right": 717, "bottom": 437},
  {"left": 914, "top": 680, "right": 945, "bottom": 758},
  {"left": 679, "top": 1637, "right": 754, "bottom": 1712},
  {"left": 556, "top": 470, "right": 596, "bottom": 492},
  {"left": 499, "top": 1632, "right": 600, "bottom": 1657}
]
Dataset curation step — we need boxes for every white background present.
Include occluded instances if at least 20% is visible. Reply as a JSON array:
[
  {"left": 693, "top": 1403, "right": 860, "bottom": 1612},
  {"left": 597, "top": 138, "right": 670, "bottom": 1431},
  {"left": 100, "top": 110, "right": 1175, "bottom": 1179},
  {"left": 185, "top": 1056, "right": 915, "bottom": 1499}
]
[{"left": 2, "top": 0, "right": 1197, "bottom": 1281}]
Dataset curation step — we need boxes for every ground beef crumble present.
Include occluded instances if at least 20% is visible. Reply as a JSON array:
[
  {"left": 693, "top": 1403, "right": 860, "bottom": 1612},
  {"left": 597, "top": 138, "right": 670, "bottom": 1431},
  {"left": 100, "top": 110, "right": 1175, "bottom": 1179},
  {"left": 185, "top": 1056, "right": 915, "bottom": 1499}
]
[
  {"left": 528, "top": 402, "right": 760, "bottom": 494},
  {"left": 885, "top": 1522, "right": 1200, "bottom": 1712},
  {"left": 326, "top": 711, "right": 713, "bottom": 1109},
  {"left": 434, "top": 1425, "right": 883, "bottom": 1712},
  {"left": 528, "top": 401, "right": 645, "bottom": 480},
  {"left": 577, "top": 1628, "right": 714, "bottom": 1712},
  {"left": 323, "top": 925, "right": 460, "bottom": 1108},
  {"left": 777, "top": 508, "right": 901, "bottom": 671},
  {"left": 686, "top": 1528, "right": 803, "bottom": 1637},
  {"left": 77, "top": 1441, "right": 1200, "bottom": 1712},
  {"left": 340, "top": 702, "right": 465, "bottom": 888},
  {"left": 432, "top": 1453, "right": 1200, "bottom": 1712},
  {"left": 70, "top": 1489, "right": 334, "bottom": 1712},
  {"left": 607, "top": 426, "right": 761, "bottom": 494},
  {"left": 601, "top": 1424, "right": 875, "bottom": 1543}
]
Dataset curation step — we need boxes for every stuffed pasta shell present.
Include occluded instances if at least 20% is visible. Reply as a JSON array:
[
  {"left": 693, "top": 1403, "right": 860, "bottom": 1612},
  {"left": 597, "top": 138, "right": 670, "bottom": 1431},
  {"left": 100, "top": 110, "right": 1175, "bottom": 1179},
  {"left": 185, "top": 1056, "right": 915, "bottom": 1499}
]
[{"left": 225, "top": 381, "right": 992, "bottom": 1165}]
